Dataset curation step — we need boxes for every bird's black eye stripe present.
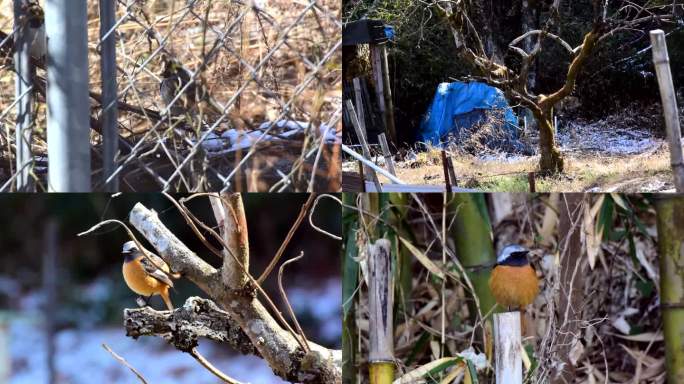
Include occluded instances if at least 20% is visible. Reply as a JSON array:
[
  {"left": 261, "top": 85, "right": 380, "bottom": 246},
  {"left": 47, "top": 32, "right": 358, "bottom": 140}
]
[{"left": 510, "top": 251, "right": 529, "bottom": 257}]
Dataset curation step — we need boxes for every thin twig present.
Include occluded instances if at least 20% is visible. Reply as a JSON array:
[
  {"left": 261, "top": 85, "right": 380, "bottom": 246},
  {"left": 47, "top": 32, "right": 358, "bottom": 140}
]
[
  {"left": 102, "top": 343, "right": 149, "bottom": 384},
  {"left": 258, "top": 194, "right": 316, "bottom": 283},
  {"left": 277, "top": 252, "right": 311, "bottom": 353},
  {"left": 190, "top": 347, "right": 244, "bottom": 384}
]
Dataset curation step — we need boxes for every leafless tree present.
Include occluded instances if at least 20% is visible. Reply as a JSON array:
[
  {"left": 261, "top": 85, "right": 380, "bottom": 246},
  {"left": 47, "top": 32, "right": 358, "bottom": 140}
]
[{"left": 433, "top": 0, "right": 679, "bottom": 174}]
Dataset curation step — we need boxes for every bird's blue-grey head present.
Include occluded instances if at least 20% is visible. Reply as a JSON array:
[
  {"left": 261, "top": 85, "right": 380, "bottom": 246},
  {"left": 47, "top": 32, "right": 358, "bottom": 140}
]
[
  {"left": 121, "top": 241, "right": 139, "bottom": 262},
  {"left": 496, "top": 244, "right": 530, "bottom": 266}
]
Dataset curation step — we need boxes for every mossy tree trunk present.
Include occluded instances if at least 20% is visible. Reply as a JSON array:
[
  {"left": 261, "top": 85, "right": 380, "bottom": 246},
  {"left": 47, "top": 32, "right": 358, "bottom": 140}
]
[
  {"left": 656, "top": 196, "right": 684, "bottom": 383},
  {"left": 534, "top": 107, "right": 564, "bottom": 174}
]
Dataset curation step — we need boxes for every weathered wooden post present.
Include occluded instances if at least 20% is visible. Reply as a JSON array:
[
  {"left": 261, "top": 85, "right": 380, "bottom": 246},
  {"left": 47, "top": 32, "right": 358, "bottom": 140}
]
[
  {"left": 650, "top": 29, "right": 684, "bottom": 192},
  {"left": 378, "top": 133, "right": 396, "bottom": 176},
  {"left": 441, "top": 150, "right": 452, "bottom": 193},
  {"left": 368, "top": 239, "right": 394, "bottom": 384},
  {"left": 346, "top": 100, "right": 382, "bottom": 191},
  {"left": 343, "top": 20, "right": 397, "bottom": 146},
  {"left": 494, "top": 312, "right": 523, "bottom": 384}
]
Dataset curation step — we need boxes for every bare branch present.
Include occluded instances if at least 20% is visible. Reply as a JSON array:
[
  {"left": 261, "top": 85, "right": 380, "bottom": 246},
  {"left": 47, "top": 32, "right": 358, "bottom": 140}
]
[
  {"left": 125, "top": 297, "right": 256, "bottom": 354},
  {"left": 102, "top": 344, "right": 149, "bottom": 384},
  {"left": 127, "top": 203, "right": 342, "bottom": 383},
  {"left": 258, "top": 194, "right": 316, "bottom": 283}
]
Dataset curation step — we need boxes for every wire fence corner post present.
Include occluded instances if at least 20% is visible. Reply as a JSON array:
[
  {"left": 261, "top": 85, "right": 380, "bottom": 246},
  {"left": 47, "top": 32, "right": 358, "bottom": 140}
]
[
  {"left": 45, "top": 0, "right": 91, "bottom": 192},
  {"left": 99, "top": 0, "right": 119, "bottom": 192},
  {"left": 13, "top": 0, "right": 35, "bottom": 192}
]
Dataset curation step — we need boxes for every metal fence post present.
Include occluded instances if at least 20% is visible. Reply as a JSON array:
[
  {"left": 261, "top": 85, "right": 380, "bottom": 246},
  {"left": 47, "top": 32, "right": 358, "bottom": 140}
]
[
  {"left": 45, "top": 0, "right": 91, "bottom": 192},
  {"left": 99, "top": 0, "right": 119, "bottom": 191},
  {"left": 13, "top": 0, "right": 34, "bottom": 191}
]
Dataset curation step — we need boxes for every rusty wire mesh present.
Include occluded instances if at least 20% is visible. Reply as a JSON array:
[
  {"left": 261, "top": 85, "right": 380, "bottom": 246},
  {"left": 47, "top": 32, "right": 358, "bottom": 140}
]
[{"left": 0, "top": 0, "right": 342, "bottom": 192}]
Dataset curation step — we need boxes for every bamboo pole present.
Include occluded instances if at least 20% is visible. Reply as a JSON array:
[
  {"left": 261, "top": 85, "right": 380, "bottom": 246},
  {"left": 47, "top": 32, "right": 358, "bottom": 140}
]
[
  {"left": 378, "top": 133, "right": 397, "bottom": 176},
  {"left": 493, "top": 312, "right": 522, "bottom": 384},
  {"left": 650, "top": 29, "right": 684, "bottom": 192},
  {"left": 368, "top": 238, "right": 394, "bottom": 384},
  {"left": 371, "top": 44, "right": 397, "bottom": 145},
  {"left": 342, "top": 144, "right": 406, "bottom": 185},
  {"left": 656, "top": 196, "right": 684, "bottom": 382},
  {"left": 346, "top": 100, "right": 382, "bottom": 191},
  {"left": 342, "top": 193, "right": 360, "bottom": 383}
]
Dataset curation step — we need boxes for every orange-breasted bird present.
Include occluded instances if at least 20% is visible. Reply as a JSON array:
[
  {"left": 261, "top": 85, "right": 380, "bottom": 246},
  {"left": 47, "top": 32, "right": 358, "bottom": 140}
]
[
  {"left": 489, "top": 244, "right": 540, "bottom": 311},
  {"left": 121, "top": 241, "right": 176, "bottom": 311}
]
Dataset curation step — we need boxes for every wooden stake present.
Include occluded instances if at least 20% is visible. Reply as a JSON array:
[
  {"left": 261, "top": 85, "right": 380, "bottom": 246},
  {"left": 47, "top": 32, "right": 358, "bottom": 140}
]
[
  {"left": 446, "top": 156, "right": 458, "bottom": 187},
  {"left": 650, "top": 29, "right": 684, "bottom": 192},
  {"left": 528, "top": 172, "right": 536, "bottom": 193},
  {"left": 346, "top": 100, "right": 382, "bottom": 191},
  {"left": 358, "top": 160, "right": 366, "bottom": 192},
  {"left": 441, "top": 150, "right": 452, "bottom": 193},
  {"left": 494, "top": 312, "right": 522, "bottom": 384},
  {"left": 368, "top": 239, "right": 394, "bottom": 384},
  {"left": 378, "top": 133, "right": 397, "bottom": 177}
]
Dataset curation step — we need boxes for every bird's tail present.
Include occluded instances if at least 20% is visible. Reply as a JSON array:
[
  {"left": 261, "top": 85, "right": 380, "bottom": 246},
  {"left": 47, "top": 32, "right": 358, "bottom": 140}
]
[{"left": 160, "top": 288, "right": 174, "bottom": 311}]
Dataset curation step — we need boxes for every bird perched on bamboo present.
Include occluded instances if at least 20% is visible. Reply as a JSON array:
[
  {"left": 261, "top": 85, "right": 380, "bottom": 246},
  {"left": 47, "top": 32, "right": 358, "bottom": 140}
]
[
  {"left": 121, "top": 240, "right": 179, "bottom": 311},
  {"left": 489, "top": 244, "right": 540, "bottom": 311},
  {"left": 159, "top": 55, "right": 224, "bottom": 119}
]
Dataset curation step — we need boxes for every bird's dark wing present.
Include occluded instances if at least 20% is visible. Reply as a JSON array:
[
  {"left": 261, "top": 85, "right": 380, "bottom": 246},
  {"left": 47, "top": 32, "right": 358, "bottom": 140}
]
[{"left": 139, "top": 254, "right": 174, "bottom": 288}]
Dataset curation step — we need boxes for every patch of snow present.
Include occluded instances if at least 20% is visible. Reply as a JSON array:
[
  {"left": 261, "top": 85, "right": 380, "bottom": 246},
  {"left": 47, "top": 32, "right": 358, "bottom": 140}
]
[
  {"left": 199, "top": 120, "right": 340, "bottom": 155},
  {"left": 6, "top": 319, "right": 287, "bottom": 384},
  {"left": 286, "top": 279, "right": 341, "bottom": 342},
  {"left": 556, "top": 120, "right": 662, "bottom": 156}
]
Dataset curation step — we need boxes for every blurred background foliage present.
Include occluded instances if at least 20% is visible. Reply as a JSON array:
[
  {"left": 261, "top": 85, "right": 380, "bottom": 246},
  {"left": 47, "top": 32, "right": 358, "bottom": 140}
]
[{"left": 0, "top": 193, "right": 341, "bottom": 347}]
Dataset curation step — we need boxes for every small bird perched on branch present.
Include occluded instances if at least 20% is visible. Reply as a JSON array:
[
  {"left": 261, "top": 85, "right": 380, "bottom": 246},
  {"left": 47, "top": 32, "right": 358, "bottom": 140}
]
[
  {"left": 121, "top": 241, "right": 179, "bottom": 311},
  {"left": 159, "top": 55, "right": 224, "bottom": 118},
  {"left": 489, "top": 244, "right": 540, "bottom": 311}
]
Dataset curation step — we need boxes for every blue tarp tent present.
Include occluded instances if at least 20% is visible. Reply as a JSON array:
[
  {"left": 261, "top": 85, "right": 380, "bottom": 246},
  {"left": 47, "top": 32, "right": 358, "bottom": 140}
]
[{"left": 418, "top": 81, "right": 521, "bottom": 151}]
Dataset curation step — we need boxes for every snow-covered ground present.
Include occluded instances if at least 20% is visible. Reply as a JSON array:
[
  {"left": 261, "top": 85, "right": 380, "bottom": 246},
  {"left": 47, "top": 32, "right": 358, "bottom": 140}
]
[
  {"left": 3, "top": 278, "right": 341, "bottom": 384},
  {"left": 556, "top": 120, "right": 662, "bottom": 155}
]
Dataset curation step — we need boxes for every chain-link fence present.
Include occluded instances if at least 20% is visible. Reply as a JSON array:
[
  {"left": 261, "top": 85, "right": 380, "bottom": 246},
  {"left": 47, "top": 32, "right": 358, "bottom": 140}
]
[{"left": 0, "top": 0, "right": 341, "bottom": 192}]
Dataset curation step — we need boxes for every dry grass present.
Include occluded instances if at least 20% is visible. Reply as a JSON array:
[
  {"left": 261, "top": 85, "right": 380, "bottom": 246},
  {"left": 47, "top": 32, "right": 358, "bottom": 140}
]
[
  {"left": 0, "top": 0, "right": 341, "bottom": 191},
  {"left": 346, "top": 193, "right": 665, "bottom": 383},
  {"left": 370, "top": 146, "right": 673, "bottom": 192}
]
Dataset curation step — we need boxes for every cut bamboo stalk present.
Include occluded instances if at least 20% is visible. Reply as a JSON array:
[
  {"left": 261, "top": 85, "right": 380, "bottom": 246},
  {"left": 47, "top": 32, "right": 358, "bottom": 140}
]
[
  {"left": 378, "top": 133, "right": 397, "bottom": 176},
  {"left": 368, "top": 238, "right": 394, "bottom": 384},
  {"left": 346, "top": 100, "right": 382, "bottom": 191},
  {"left": 493, "top": 312, "right": 522, "bottom": 384},
  {"left": 656, "top": 196, "right": 684, "bottom": 381},
  {"left": 650, "top": 29, "right": 684, "bottom": 192}
]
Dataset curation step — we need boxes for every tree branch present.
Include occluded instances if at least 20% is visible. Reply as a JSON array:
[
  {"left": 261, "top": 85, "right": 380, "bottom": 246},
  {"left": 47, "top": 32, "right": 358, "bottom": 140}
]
[
  {"left": 124, "top": 297, "right": 257, "bottom": 355},
  {"left": 209, "top": 193, "right": 250, "bottom": 289},
  {"left": 127, "top": 203, "right": 342, "bottom": 383}
]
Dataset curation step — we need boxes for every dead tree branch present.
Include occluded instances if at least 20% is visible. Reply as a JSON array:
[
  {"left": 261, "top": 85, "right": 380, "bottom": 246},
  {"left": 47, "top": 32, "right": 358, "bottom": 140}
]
[{"left": 127, "top": 202, "right": 342, "bottom": 383}]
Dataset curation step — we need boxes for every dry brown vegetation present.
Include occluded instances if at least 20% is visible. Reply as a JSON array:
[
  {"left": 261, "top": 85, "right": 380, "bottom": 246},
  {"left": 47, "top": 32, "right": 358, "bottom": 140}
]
[
  {"left": 379, "top": 147, "right": 673, "bottom": 192},
  {"left": 0, "top": 0, "right": 341, "bottom": 191}
]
